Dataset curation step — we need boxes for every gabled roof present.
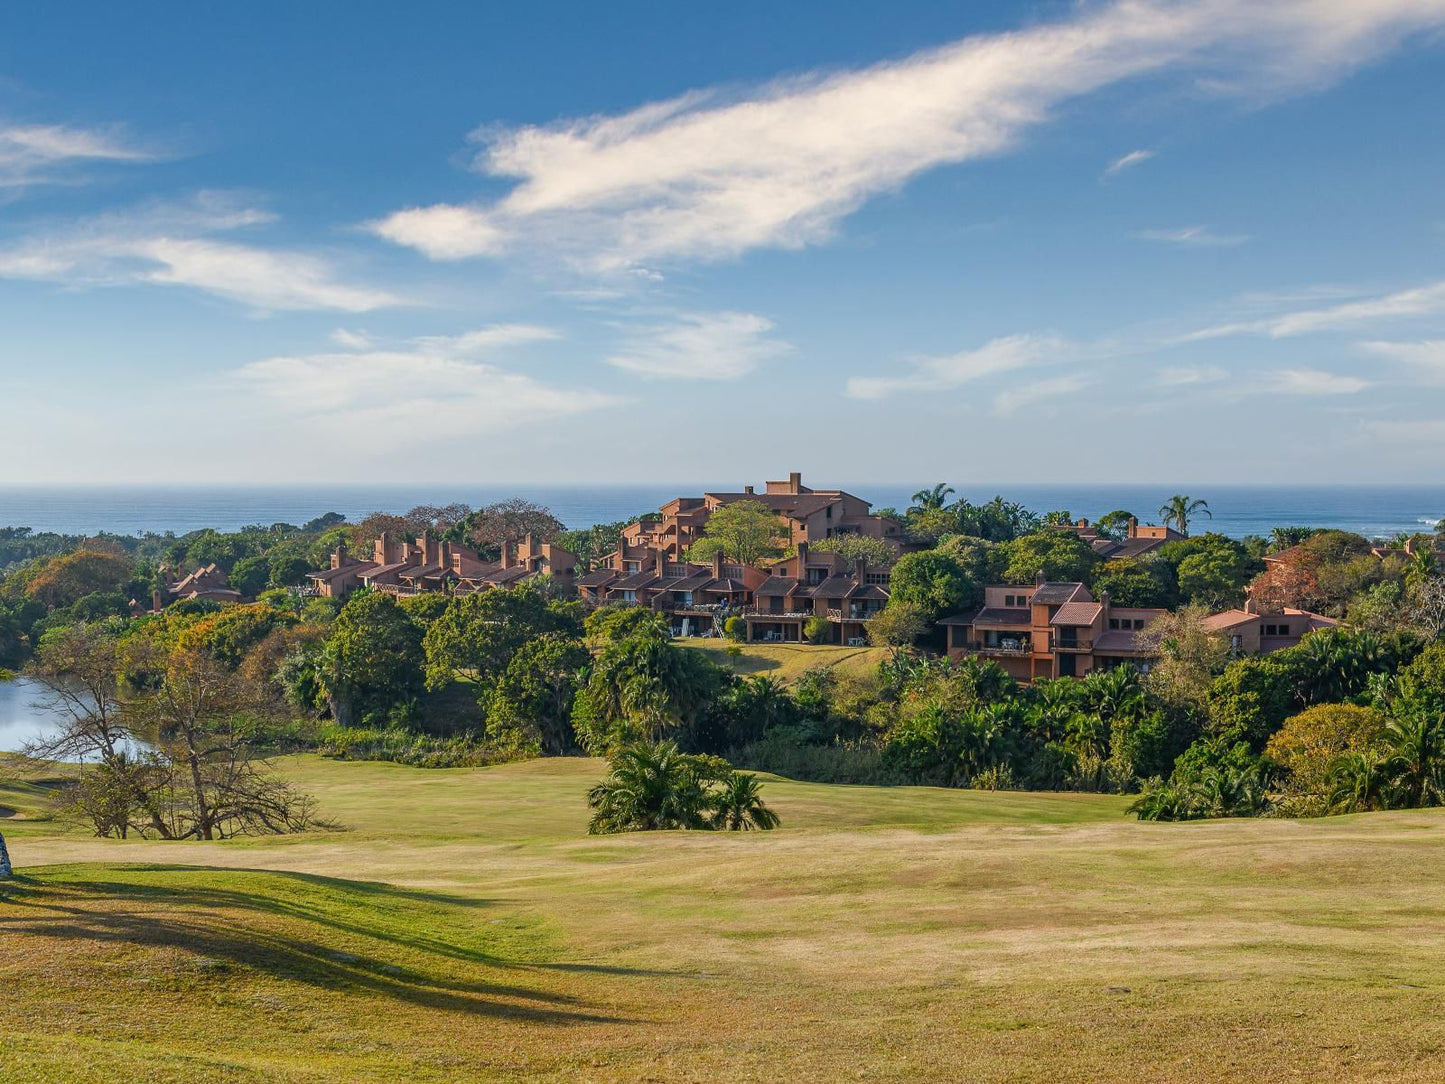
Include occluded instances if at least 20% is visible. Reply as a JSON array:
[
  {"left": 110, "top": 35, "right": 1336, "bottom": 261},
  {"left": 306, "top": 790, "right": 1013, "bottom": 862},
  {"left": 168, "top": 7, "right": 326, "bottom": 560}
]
[
  {"left": 577, "top": 570, "right": 619, "bottom": 588},
  {"left": 360, "top": 560, "right": 413, "bottom": 580},
  {"left": 612, "top": 571, "right": 661, "bottom": 591},
  {"left": 308, "top": 561, "right": 378, "bottom": 582},
  {"left": 1051, "top": 602, "right": 1103, "bottom": 627},
  {"left": 1092, "top": 630, "right": 1152, "bottom": 654},
  {"left": 960, "top": 606, "right": 1032, "bottom": 626},
  {"left": 1029, "top": 582, "right": 1089, "bottom": 605},
  {"left": 755, "top": 577, "right": 800, "bottom": 596}
]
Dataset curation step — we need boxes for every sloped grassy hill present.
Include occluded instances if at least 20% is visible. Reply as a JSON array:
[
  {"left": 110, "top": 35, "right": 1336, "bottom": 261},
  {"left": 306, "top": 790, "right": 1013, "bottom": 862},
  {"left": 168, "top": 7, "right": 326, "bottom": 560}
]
[{"left": 4, "top": 758, "right": 1445, "bottom": 1081}]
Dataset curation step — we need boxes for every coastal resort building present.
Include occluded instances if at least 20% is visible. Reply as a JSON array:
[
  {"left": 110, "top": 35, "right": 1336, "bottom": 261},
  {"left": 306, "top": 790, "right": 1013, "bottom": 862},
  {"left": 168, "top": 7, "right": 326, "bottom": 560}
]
[
  {"left": 941, "top": 574, "right": 1166, "bottom": 681},
  {"left": 619, "top": 471, "right": 905, "bottom": 562},
  {"left": 155, "top": 563, "right": 243, "bottom": 608},
  {"left": 308, "top": 532, "right": 576, "bottom": 600},
  {"left": 1051, "top": 517, "right": 1184, "bottom": 561},
  {"left": 743, "top": 542, "right": 891, "bottom": 646},
  {"left": 1201, "top": 600, "right": 1337, "bottom": 654},
  {"left": 578, "top": 547, "right": 768, "bottom": 637}
]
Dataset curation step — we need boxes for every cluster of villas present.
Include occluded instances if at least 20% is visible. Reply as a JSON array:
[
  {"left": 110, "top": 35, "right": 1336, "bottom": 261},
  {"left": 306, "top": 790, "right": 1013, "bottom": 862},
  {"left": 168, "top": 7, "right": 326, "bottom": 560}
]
[{"left": 296, "top": 470, "right": 1341, "bottom": 681}]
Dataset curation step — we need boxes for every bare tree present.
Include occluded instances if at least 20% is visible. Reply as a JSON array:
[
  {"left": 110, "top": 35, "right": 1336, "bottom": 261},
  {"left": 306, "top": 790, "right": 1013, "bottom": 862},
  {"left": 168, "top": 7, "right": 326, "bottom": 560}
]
[
  {"left": 1409, "top": 574, "right": 1445, "bottom": 639},
  {"left": 129, "top": 646, "right": 319, "bottom": 840}
]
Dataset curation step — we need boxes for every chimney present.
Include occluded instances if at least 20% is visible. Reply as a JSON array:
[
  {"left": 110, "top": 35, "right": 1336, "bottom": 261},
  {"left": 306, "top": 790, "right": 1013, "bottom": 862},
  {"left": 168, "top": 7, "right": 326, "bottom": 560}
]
[
  {"left": 331, "top": 540, "right": 346, "bottom": 570},
  {"left": 797, "top": 541, "right": 809, "bottom": 567},
  {"left": 1035, "top": 569, "right": 1047, "bottom": 586},
  {"left": 522, "top": 533, "right": 536, "bottom": 561},
  {"left": 502, "top": 541, "right": 514, "bottom": 569},
  {"left": 744, "top": 484, "right": 754, "bottom": 495},
  {"left": 1077, "top": 518, "right": 1088, "bottom": 528},
  {"left": 712, "top": 552, "right": 724, "bottom": 577},
  {"left": 788, "top": 471, "right": 802, "bottom": 494},
  {"left": 1405, "top": 537, "right": 1417, "bottom": 556},
  {"left": 1128, "top": 516, "right": 1139, "bottom": 539},
  {"left": 1244, "top": 598, "right": 1258, "bottom": 615},
  {"left": 1098, "top": 589, "right": 1110, "bottom": 610},
  {"left": 151, "top": 589, "right": 163, "bottom": 612}
]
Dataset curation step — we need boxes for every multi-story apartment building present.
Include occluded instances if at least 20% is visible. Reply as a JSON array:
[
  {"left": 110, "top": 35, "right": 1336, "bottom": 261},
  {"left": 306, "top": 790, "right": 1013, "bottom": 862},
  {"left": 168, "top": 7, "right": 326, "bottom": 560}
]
[
  {"left": 577, "top": 547, "right": 767, "bottom": 636},
  {"left": 308, "top": 532, "right": 576, "bottom": 599},
  {"left": 1202, "top": 601, "right": 1336, "bottom": 653},
  {"left": 743, "top": 542, "right": 891, "bottom": 646},
  {"left": 941, "top": 575, "right": 1166, "bottom": 681},
  {"left": 620, "top": 471, "right": 904, "bottom": 561},
  {"left": 1051, "top": 517, "right": 1184, "bottom": 561}
]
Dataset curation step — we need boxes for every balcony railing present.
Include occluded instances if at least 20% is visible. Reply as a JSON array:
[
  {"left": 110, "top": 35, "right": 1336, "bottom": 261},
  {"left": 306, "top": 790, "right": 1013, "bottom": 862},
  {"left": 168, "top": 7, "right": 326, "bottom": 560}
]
[
  {"left": 829, "top": 608, "right": 883, "bottom": 622},
  {"left": 1051, "top": 638, "right": 1092, "bottom": 652},
  {"left": 374, "top": 582, "right": 423, "bottom": 597},
  {"left": 960, "top": 640, "right": 1032, "bottom": 656}
]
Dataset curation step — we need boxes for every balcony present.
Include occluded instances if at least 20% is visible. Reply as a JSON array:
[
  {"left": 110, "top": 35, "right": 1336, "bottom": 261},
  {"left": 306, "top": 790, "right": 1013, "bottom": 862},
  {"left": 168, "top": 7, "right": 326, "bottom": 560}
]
[
  {"left": 828, "top": 607, "right": 883, "bottom": 622},
  {"left": 374, "top": 582, "right": 424, "bottom": 597},
  {"left": 960, "top": 640, "right": 1032, "bottom": 656},
  {"left": 1051, "top": 637, "right": 1092, "bottom": 652}
]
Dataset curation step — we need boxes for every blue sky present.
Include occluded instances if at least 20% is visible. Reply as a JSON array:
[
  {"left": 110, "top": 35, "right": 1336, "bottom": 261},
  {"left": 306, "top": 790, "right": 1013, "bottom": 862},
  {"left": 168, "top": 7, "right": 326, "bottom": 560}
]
[{"left": 3, "top": 1, "right": 1444, "bottom": 485}]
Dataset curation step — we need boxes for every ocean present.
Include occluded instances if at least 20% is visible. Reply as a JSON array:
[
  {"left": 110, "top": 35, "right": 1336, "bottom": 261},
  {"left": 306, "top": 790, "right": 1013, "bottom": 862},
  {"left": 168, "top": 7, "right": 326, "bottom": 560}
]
[{"left": 0, "top": 484, "right": 1442, "bottom": 541}]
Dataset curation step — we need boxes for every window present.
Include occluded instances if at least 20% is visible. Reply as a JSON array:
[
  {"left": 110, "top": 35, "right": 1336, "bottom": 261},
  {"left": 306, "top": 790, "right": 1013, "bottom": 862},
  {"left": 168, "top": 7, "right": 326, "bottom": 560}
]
[
  {"left": 1004, "top": 594, "right": 1016, "bottom": 607},
  {"left": 1133, "top": 619, "right": 1146, "bottom": 630},
  {"left": 1264, "top": 624, "right": 1277, "bottom": 636},
  {"left": 865, "top": 572, "right": 889, "bottom": 585},
  {"left": 1109, "top": 618, "right": 1120, "bottom": 630},
  {"left": 1278, "top": 623, "right": 1290, "bottom": 635}
]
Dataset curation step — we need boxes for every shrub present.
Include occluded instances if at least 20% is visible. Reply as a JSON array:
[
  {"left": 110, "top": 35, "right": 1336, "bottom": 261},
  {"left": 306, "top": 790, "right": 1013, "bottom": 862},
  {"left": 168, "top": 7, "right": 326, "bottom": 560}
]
[
  {"left": 803, "top": 615, "right": 832, "bottom": 645},
  {"left": 723, "top": 616, "right": 746, "bottom": 642}
]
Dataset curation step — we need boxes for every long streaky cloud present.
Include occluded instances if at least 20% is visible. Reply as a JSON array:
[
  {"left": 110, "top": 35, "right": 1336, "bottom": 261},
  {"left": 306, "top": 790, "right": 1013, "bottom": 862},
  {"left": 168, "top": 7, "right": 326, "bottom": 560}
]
[
  {"left": 0, "top": 123, "right": 157, "bottom": 188},
  {"left": 371, "top": 0, "right": 1445, "bottom": 271},
  {"left": 1188, "top": 279, "right": 1445, "bottom": 340},
  {"left": 0, "top": 194, "right": 400, "bottom": 312}
]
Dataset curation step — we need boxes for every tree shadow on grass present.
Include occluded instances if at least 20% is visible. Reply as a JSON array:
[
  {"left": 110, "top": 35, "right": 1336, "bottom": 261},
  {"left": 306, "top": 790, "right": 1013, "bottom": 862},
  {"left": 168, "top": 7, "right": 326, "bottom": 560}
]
[{"left": 0, "top": 867, "right": 666, "bottom": 1025}]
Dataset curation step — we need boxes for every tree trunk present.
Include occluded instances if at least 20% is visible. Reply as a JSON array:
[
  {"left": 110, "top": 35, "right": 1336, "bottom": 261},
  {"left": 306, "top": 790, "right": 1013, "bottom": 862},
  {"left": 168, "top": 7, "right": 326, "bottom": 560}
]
[{"left": 0, "top": 830, "right": 12, "bottom": 880}]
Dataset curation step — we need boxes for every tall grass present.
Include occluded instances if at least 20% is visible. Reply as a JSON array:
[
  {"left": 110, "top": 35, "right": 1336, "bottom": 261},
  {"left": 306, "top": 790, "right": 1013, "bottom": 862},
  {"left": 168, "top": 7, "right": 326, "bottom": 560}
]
[
  {"left": 315, "top": 724, "right": 521, "bottom": 769},
  {"left": 731, "top": 735, "right": 905, "bottom": 785}
]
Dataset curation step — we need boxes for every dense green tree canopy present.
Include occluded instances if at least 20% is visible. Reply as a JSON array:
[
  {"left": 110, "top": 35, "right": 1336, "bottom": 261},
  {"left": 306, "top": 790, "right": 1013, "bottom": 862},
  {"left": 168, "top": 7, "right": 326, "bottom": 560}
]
[{"left": 686, "top": 500, "right": 786, "bottom": 567}]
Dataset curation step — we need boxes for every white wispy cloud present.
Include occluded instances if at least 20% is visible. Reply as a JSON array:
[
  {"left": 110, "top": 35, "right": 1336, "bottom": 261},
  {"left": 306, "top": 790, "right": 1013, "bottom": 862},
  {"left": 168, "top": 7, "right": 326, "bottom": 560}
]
[
  {"left": 235, "top": 345, "right": 618, "bottom": 443},
  {"left": 0, "top": 123, "right": 157, "bottom": 188},
  {"left": 1103, "top": 148, "right": 1155, "bottom": 178},
  {"left": 1136, "top": 224, "right": 1250, "bottom": 246},
  {"left": 1154, "top": 364, "right": 1228, "bottom": 387},
  {"left": 331, "top": 328, "right": 373, "bottom": 349},
  {"left": 0, "top": 194, "right": 399, "bottom": 312},
  {"left": 370, "top": 0, "right": 1445, "bottom": 270},
  {"left": 846, "top": 334, "right": 1073, "bottom": 400},
  {"left": 1189, "top": 280, "right": 1445, "bottom": 340},
  {"left": 1258, "top": 368, "right": 1370, "bottom": 395},
  {"left": 993, "top": 373, "right": 1095, "bottom": 416},
  {"left": 1358, "top": 339, "right": 1445, "bottom": 383},
  {"left": 606, "top": 311, "right": 789, "bottom": 380},
  {"left": 413, "top": 324, "right": 561, "bottom": 354}
]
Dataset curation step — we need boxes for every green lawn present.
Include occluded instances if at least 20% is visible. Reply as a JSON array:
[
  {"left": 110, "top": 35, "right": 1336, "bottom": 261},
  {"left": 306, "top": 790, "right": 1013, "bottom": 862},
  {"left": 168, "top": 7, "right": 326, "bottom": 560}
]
[
  {"left": 681, "top": 638, "right": 889, "bottom": 681},
  {"left": 5, "top": 756, "right": 1445, "bottom": 1081}
]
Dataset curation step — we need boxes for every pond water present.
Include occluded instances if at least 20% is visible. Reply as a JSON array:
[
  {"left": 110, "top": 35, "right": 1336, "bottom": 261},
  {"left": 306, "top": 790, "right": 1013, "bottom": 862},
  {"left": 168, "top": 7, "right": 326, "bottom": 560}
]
[{"left": 0, "top": 676, "right": 156, "bottom": 758}]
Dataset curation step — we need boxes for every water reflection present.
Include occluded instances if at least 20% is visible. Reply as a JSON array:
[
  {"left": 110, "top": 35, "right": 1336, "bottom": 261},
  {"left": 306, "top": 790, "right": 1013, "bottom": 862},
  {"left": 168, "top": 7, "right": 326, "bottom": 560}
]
[{"left": 0, "top": 676, "right": 157, "bottom": 759}]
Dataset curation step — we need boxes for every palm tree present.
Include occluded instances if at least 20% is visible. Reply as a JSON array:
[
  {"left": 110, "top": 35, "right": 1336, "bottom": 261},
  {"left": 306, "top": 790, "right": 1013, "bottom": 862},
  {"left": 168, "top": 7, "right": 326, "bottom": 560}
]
[
  {"left": 587, "top": 740, "right": 718, "bottom": 833},
  {"left": 910, "top": 483, "right": 955, "bottom": 511},
  {"left": 1328, "top": 747, "right": 1390, "bottom": 813},
  {"left": 711, "top": 772, "right": 780, "bottom": 831},
  {"left": 1159, "top": 495, "right": 1210, "bottom": 538},
  {"left": 1382, "top": 711, "right": 1445, "bottom": 808},
  {"left": 1406, "top": 549, "right": 1439, "bottom": 593}
]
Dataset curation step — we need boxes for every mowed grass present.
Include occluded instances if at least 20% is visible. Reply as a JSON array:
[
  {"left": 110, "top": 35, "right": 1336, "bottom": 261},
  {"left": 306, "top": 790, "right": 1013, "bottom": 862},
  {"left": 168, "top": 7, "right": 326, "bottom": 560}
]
[
  {"left": 681, "top": 638, "right": 889, "bottom": 681},
  {"left": 6, "top": 757, "right": 1445, "bottom": 1081}
]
